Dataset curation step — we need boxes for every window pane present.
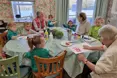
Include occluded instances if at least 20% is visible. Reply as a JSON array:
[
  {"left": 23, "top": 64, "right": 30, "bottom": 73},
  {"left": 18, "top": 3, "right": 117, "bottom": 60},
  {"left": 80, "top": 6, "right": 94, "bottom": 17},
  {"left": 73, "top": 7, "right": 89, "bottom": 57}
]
[
  {"left": 20, "top": 5, "right": 33, "bottom": 17},
  {"left": 19, "top": 2, "right": 33, "bottom": 4},
  {"left": 11, "top": 1, "right": 34, "bottom": 22},
  {"left": 82, "top": 0, "right": 96, "bottom": 24},
  {"left": 16, "top": 5, "right": 20, "bottom": 14},
  {"left": 68, "top": 0, "right": 77, "bottom": 24}
]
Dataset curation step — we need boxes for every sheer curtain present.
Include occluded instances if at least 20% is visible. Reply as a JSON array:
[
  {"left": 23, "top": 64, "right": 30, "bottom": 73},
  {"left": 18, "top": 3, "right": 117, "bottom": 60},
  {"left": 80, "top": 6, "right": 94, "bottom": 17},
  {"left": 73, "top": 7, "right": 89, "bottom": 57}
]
[
  {"left": 55, "top": 0, "right": 69, "bottom": 26},
  {"left": 93, "top": 0, "right": 109, "bottom": 19}
]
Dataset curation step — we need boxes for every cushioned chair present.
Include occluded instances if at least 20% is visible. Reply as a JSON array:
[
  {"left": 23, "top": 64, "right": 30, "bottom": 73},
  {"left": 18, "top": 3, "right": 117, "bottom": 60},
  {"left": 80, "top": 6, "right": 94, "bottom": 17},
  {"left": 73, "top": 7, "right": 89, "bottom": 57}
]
[
  {"left": 33, "top": 50, "right": 67, "bottom": 78},
  {"left": 0, "top": 55, "right": 31, "bottom": 78}
]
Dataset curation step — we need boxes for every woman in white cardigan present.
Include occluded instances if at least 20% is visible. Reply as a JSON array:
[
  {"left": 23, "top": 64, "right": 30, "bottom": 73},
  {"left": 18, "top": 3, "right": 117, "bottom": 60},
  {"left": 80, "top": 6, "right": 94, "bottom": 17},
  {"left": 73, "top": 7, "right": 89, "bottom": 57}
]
[
  {"left": 77, "top": 12, "right": 91, "bottom": 35},
  {"left": 78, "top": 25, "right": 117, "bottom": 78}
]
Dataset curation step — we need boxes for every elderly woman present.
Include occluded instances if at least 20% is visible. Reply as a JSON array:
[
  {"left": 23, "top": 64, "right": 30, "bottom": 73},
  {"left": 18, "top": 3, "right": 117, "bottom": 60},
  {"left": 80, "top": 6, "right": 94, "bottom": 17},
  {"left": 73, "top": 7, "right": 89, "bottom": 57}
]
[
  {"left": 32, "top": 11, "right": 46, "bottom": 32},
  {"left": 78, "top": 25, "right": 117, "bottom": 78},
  {"left": 17, "top": 22, "right": 37, "bottom": 36},
  {"left": 77, "top": 12, "right": 91, "bottom": 35}
]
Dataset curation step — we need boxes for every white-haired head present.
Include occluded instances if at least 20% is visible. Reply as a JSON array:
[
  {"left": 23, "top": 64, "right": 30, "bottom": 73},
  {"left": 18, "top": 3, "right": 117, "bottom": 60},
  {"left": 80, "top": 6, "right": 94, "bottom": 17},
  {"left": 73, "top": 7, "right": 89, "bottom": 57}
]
[{"left": 98, "top": 25, "right": 117, "bottom": 40}]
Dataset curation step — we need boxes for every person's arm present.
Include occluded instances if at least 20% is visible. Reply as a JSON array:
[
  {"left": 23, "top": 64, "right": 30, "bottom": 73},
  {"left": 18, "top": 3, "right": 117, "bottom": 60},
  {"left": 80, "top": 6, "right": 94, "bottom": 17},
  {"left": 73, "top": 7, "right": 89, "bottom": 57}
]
[
  {"left": 78, "top": 54, "right": 96, "bottom": 71},
  {"left": 78, "top": 48, "right": 117, "bottom": 74},
  {"left": 33, "top": 20, "right": 40, "bottom": 31},
  {"left": 30, "top": 29, "right": 37, "bottom": 34},
  {"left": 83, "top": 45, "right": 105, "bottom": 51},
  {"left": 11, "top": 36, "right": 18, "bottom": 40},
  {"left": 24, "top": 52, "right": 31, "bottom": 58},
  {"left": 48, "top": 21, "right": 54, "bottom": 26},
  {"left": 52, "top": 21, "right": 57, "bottom": 25},
  {"left": 8, "top": 33, "right": 20, "bottom": 40},
  {"left": 85, "top": 22, "right": 91, "bottom": 35},
  {"left": 88, "top": 26, "right": 93, "bottom": 36},
  {"left": 17, "top": 27, "right": 22, "bottom": 35}
]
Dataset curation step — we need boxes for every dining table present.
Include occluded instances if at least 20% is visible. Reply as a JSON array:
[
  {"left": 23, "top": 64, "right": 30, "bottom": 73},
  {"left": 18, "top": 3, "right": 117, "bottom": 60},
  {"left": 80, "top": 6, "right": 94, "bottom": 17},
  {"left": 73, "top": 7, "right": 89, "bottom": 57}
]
[{"left": 3, "top": 27, "right": 102, "bottom": 78}]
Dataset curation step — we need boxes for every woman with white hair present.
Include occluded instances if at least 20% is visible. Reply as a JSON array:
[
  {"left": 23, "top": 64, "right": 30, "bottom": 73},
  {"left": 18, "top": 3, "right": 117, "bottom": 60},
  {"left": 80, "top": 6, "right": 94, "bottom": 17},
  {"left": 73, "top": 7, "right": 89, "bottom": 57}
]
[{"left": 78, "top": 25, "right": 117, "bottom": 78}]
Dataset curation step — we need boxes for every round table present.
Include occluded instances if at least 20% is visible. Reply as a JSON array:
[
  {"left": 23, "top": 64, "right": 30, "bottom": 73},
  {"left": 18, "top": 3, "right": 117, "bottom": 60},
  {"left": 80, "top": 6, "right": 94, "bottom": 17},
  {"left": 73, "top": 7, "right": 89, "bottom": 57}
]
[{"left": 3, "top": 27, "right": 102, "bottom": 78}]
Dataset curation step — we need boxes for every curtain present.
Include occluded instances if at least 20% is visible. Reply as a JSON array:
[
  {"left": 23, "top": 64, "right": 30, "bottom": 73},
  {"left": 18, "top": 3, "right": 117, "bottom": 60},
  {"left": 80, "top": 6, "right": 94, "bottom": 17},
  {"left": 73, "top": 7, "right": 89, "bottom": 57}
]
[
  {"left": 93, "top": 0, "right": 109, "bottom": 19},
  {"left": 55, "top": 0, "right": 69, "bottom": 26},
  {"left": 76, "top": 0, "right": 82, "bottom": 26}
]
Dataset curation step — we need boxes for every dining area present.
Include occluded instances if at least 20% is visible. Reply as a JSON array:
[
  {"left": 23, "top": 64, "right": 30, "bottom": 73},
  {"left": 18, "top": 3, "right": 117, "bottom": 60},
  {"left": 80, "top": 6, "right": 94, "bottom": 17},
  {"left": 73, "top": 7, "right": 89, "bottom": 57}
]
[
  {"left": 1, "top": 26, "right": 103, "bottom": 78},
  {"left": 1, "top": 0, "right": 117, "bottom": 78}
]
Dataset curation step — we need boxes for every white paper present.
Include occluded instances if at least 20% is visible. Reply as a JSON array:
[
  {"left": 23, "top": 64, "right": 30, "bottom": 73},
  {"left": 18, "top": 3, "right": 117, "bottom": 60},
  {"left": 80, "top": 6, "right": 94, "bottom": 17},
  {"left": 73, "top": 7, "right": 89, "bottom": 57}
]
[{"left": 68, "top": 43, "right": 93, "bottom": 54}]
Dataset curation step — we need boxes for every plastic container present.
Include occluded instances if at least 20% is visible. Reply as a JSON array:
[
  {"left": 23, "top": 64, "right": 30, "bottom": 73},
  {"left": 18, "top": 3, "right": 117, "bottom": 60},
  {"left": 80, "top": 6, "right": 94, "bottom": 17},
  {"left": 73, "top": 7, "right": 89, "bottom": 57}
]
[
  {"left": 45, "top": 30, "right": 48, "bottom": 40},
  {"left": 49, "top": 32, "right": 53, "bottom": 41}
]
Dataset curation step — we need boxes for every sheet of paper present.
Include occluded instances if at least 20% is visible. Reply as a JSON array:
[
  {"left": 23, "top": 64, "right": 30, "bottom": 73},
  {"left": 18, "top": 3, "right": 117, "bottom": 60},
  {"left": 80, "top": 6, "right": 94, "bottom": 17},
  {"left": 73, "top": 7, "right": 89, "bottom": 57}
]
[{"left": 68, "top": 43, "right": 93, "bottom": 54}]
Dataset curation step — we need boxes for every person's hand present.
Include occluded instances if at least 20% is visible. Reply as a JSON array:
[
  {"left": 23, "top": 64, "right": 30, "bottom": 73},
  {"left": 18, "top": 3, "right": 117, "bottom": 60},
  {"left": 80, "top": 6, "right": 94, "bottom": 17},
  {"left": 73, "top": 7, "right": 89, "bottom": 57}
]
[
  {"left": 77, "top": 53, "right": 87, "bottom": 62},
  {"left": 28, "top": 32, "right": 31, "bottom": 34},
  {"left": 83, "top": 45, "right": 91, "bottom": 50}
]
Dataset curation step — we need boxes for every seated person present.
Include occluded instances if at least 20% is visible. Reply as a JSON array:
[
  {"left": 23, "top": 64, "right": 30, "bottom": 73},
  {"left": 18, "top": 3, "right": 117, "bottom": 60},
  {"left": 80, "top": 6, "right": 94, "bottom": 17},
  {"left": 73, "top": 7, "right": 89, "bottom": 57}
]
[
  {"left": 0, "top": 20, "right": 7, "bottom": 33},
  {"left": 24, "top": 36, "right": 50, "bottom": 72},
  {"left": 63, "top": 20, "right": 76, "bottom": 32},
  {"left": 7, "top": 22, "right": 20, "bottom": 40},
  {"left": 32, "top": 11, "right": 47, "bottom": 31},
  {"left": 17, "top": 22, "right": 37, "bottom": 36},
  {"left": 88, "top": 17, "right": 102, "bottom": 40},
  {"left": 47, "top": 15, "right": 56, "bottom": 27}
]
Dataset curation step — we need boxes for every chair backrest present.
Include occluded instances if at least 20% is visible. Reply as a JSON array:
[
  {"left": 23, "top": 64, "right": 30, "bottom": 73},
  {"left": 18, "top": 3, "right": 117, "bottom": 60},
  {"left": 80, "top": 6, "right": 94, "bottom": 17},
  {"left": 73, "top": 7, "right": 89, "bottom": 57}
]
[
  {"left": 0, "top": 55, "right": 21, "bottom": 78},
  {"left": 34, "top": 50, "right": 67, "bottom": 77},
  {"left": 0, "top": 32, "right": 7, "bottom": 47}
]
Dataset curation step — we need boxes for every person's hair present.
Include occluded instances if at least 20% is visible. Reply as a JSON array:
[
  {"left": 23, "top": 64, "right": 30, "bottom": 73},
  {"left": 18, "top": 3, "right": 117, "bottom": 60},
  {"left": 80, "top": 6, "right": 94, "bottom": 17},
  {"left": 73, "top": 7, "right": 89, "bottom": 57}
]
[
  {"left": 7, "top": 22, "right": 16, "bottom": 29},
  {"left": 95, "top": 16, "right": 104, "bottom": 22},
  {"left": 36, "top": 11, "right": 40, "bottom": 16},
  {"left": 0, "top": 20, "right": 4, "bottom": 24},
  {"left": 68, "top": 20, "right": 73, "bottom": 24},
  {"left": 24, "top": 22, "right": 31, "bottom": 27},
  {"left": 98, "top": 25, "right": 117, "bottom": 39},
  {"left": 48, "top": 15, "right": 53, "bottom": 19},
  {"left": 78, "top": 12, "right": 87, "bottom": 21},
  {"left": 27, "top": 36, "right": 42, "bottom": 50}
]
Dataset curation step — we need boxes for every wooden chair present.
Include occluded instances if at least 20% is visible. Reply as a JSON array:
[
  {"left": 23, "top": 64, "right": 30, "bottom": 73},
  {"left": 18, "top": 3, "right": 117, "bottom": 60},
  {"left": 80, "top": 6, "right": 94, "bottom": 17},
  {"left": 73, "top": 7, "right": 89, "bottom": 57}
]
[
  {"left": 0, "top": 32, "right": 7, "bottom": 47},
  {"left": 0, "top": 55, "right": 21, "bottom": 78},
  {"left": 33, "top": 50, "right": 67, "bottom": 78},
  {"left": 0, "top": 55, "right": 30, "bottom": 78}
]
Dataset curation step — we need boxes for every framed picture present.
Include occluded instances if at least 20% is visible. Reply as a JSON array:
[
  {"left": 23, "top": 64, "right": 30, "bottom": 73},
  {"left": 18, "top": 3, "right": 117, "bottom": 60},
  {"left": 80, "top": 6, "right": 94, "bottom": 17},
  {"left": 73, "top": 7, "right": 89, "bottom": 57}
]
[{"left": 111, "top": 0, "right": 117, "bottom": 14}]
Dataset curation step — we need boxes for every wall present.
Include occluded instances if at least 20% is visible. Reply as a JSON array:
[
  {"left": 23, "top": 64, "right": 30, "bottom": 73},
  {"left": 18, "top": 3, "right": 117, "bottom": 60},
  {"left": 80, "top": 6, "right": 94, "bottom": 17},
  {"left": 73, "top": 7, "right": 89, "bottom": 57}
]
[
  {"left": 0, "top": 0, "right": 55, "bottom": 26},
  {"left": 0, "top": 0, "right": 13, "bottom": 22},
  {"left": 34, "top": 0, "right": 55, "bottom": 19}
]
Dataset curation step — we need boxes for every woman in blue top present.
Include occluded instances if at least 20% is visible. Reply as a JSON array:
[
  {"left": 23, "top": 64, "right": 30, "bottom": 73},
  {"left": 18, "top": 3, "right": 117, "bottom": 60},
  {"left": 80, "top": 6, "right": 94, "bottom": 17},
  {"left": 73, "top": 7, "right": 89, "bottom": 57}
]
[{"left": 47, "top": 15, "right": 56, "bottom": 27}]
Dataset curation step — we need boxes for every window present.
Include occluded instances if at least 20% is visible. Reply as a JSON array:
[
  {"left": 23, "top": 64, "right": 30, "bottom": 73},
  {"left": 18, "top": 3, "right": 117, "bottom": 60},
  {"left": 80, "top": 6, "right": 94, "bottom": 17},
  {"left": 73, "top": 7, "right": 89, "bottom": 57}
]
[
  {"left": 68, "top": 0, "right": 96, "bottom": 24},
  {"left": 82, "top": 0, "right": 96, "bottom": 24},
  {"left": 68, "top": 0, "right": 77, "bottom": 24},
  {"left": 11, "top": 1, "right": 34, "bottom": 22}
]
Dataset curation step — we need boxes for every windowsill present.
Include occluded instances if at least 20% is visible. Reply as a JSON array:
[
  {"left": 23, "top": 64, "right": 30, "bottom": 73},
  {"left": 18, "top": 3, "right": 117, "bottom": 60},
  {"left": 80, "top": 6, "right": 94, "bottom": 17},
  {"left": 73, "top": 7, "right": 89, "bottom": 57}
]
[{"left": 14, "top": 19, "right": 33, "bottom": 23}]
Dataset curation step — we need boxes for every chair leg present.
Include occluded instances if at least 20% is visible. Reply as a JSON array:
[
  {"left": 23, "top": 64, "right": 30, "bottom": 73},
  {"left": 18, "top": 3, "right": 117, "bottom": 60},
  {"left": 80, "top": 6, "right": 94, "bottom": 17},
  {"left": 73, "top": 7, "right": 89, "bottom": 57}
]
[
  {"left": 33, "top": 74, "right": 35, "bottom": 78},
  {"left": 60, "top": 71, "right": 63, "bottom": 78}
]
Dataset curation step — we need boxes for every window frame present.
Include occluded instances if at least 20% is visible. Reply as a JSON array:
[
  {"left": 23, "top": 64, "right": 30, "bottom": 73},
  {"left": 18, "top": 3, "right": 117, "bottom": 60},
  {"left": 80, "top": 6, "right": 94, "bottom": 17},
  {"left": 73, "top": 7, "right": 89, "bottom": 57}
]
[{"left": 11, "top": 1, "right": 34, "bottom": 22}]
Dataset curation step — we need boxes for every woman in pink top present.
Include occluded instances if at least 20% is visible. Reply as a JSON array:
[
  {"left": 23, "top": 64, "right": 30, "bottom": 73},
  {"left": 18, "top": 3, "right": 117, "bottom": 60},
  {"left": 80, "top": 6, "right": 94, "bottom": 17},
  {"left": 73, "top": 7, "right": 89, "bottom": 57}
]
[{"left": 32, "top": 11, "right": 46, "bottom": 32}]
